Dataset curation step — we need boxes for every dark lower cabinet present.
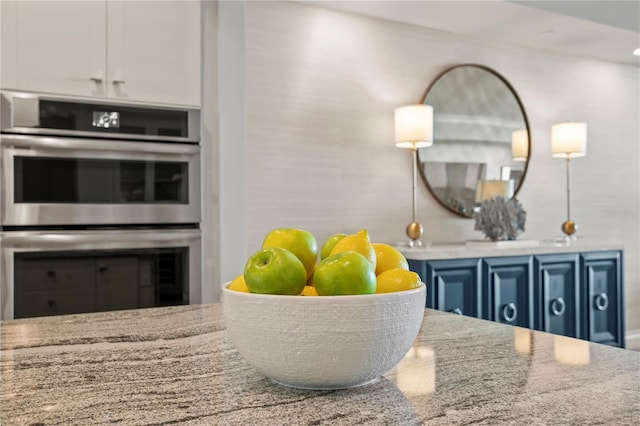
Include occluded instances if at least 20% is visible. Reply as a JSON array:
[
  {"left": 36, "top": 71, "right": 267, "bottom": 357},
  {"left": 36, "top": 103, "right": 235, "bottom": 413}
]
[
  {"left": 582, "top": 251, "right": 624, "bottom": 347},
  {"left": 535, "top": 254, "right": 580, "bottom": 338},
  {"left": 408, "top": 250, "right": 624, "bottom": 348},
  {"left": 428, "top": 258, "right": 482, "bottom": 317},
  {"left": 485, "top": 256, "right": 533, "bottom": 329},
  {"left": 409, "top": 258, "right": 483, "bottom": 317}
]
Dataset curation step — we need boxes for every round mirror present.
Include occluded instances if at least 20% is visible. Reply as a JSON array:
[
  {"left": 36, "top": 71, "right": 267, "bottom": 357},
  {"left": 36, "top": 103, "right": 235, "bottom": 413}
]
[{"left": 418, "top": 64, "right": 530, "bottom": 218}]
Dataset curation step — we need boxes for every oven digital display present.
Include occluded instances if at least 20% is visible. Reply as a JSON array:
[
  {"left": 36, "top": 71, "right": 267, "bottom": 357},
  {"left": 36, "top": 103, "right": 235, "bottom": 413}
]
[
  {"left": 92, "top": 111, "right": 120, "bottom": 128},
  {"left": 36, "top": 100, "right": 189, "bottom": 137}
]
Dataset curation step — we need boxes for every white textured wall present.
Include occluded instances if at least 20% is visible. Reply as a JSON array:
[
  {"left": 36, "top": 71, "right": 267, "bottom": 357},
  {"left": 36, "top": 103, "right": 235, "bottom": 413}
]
[
  {"left": 225, "top": 1, "right": 639, "bottom": 342},
  {"left": 200, "top": 0, "right": 218, "bottom": 305},
  {"left": 217, "top": 1, "right": 246, "bottom": 290}
]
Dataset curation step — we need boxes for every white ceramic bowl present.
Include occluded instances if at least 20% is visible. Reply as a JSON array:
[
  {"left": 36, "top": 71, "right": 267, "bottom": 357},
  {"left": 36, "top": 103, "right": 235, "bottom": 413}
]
[{"left": 222, "top": 283, "right": 426, "bottom": 390}]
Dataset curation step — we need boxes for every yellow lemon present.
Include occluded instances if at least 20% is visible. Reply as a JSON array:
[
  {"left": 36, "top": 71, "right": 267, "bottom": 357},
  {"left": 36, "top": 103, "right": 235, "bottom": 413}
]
[
  {"left": 372, "top": 243, "right": 409, "bottom": 276},
  {"left": 329, "top": 229, "right": 376, "bottom": 269},
  {"left": 376, "top": 269, "right": 423, "bottom": 293},
  {"left": 300, "top": 285, "right": 318, "bottom": 296},
  {"left": 228, "top": 274, "right": 250, "bottom": 293}
]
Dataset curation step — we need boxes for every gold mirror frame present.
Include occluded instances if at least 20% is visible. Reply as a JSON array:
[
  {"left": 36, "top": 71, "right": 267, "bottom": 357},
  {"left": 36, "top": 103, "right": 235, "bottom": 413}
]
[{"left": 417, "top": 64, "right": 531, "bottom": 218}]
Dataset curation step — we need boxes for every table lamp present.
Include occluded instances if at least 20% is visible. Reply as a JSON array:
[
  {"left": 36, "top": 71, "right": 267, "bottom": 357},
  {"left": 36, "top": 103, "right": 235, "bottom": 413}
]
[
  {"left": 395, "top": 105, "right": 433, "bottom": 247},
  {"left": 551, "top": 122, "right": 587, "bottom": 238}
]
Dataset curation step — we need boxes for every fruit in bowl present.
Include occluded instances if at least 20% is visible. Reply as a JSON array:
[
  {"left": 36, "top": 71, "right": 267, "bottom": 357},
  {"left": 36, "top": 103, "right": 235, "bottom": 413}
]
[
  {"left": 222, "top": 227, "right": 427, "bottom": 389},
  {"left": 262, "top": 228, "right": 318, "bottom": 279},
  {"left": 244, "top": 247, "right": 307, "bottom": 295},
  {"left": 314, "top": 251, "right": 376, "bottom": 296}
]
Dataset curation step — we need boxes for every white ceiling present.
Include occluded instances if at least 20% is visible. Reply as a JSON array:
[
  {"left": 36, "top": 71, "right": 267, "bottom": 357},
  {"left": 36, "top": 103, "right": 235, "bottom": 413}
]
[{"left": 297, "top": 0, "right": 640, "bottom": 67}]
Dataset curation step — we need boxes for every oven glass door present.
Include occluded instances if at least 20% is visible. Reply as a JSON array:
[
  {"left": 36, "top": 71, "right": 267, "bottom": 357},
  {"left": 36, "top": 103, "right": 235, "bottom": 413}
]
[
  {"left": 15, "top": 157, "right": 188, "bottom": 204},
  {"left": 0, "top": 228, "right": 202, "bottom": 320},
  {"left": 1, "top": 135, "right": 201, "bottom": 226}
]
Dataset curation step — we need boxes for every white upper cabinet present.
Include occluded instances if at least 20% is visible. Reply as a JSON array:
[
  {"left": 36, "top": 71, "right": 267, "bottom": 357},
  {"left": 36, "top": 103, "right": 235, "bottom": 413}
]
[
  {"left": 1, "top": 2, "right": 108, "bottom": 98},
  {"left": 106, "top": 1, "right": 201, "bottom": 106},
  {"left": 1, "top": 1, "right": 201, "bottom": 107}
]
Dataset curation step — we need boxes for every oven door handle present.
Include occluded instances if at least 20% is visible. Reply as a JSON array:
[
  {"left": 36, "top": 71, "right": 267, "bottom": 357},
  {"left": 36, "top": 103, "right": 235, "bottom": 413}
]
[
  {"left": 1, "top": 134, "right": 199, "bottom": 155},
  {"left": 0, "top": 229, "right": 202, "bottom": 247}
]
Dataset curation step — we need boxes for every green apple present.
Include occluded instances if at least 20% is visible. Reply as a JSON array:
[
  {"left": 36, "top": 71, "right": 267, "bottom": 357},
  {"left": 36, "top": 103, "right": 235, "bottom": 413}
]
[
  {"left": 244, "top": 247, "right": 307, "bottom": 295},
  {"left": 320, "top": 233, "right": 347, "bottom": 260},
  {"left": 262, "top": 228, "right": 318, "bottom": 279},
  {"left": 314, "top": 252, "right": 376, "bottom": 296}
]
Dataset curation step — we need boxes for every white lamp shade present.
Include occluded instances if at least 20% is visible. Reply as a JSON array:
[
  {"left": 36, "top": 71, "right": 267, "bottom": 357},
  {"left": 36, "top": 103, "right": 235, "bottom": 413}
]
[
  {"left": 395, "top": 105, "right": 433, "bottom": 149},
  {"left": 475, "top": 179, "right": 515, "bottom": 203},
  {"left": 551, "top": 122, "right": 587, "bottom": 158},
  {"left": 511, "top": 129, "right": 529, "bottom": 161}
]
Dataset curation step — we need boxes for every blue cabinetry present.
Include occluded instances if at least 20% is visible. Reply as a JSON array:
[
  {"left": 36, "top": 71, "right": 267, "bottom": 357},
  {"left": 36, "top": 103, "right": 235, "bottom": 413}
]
[
  {"left": 484, "top": 256, "right": 534, "bottom": 329},
  {"left": 534, "top": 253, "right": 580, "bottom": 339},
  {"left": 428, "top": 258, "right": 481, "bottom": 317},
  {"left": 582, "top": 251, "right": 624, "bottom": 347},
  {"left": 409, "top": 258, "right": 482, "bottom": 317},
  {"left": 408, "top": 250, "right": 624, "bottom": 347}
]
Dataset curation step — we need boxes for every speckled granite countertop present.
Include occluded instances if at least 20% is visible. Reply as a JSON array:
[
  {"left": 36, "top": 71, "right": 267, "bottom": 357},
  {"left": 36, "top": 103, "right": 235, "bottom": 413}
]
[{"left": 1, "top": 304, "right": 638, "bottom": 425}]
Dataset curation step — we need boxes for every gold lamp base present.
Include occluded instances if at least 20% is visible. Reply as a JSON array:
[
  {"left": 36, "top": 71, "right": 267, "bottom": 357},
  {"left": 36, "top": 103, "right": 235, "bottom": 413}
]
[
  {"left": 561, "top": 220, "right": 577, "bottom": 237},
  {"left": 406, "top": 221, "right": 424, "bottom": 247}
]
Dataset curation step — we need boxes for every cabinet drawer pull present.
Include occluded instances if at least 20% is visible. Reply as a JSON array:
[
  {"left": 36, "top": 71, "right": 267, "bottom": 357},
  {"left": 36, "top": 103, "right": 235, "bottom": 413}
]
[
  {"left": 502, "top": 303, "right": 518, "bottom": 322},
  {"left": 90, "top": 77, "right": 103, "bottom": 83},
  {"left": 112, "top": 80, "right": 126, "bottom": 85},
  {"left": 550, "top": 297, "right": 566, "bottom": 316},
  {"left": 449, "top": 308, "right": 463, "bottom": 315},
  {"left": 594, "top": 293, "right": 609, "bottom": 311}
]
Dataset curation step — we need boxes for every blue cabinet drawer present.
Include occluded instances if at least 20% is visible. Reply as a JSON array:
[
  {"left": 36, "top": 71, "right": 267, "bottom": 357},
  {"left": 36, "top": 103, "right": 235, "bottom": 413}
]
[
  {"left": 581, "top": 251, "right": 624, "bottom": 348},
  {"left": 427, "top": 258, "right": 481, "bottom": 318},
  {"left": 534, "top": 253, "right": 580, "bottom": 338},
  {"left": 484, "top": 256, "right": 534, "bottom": 329}
]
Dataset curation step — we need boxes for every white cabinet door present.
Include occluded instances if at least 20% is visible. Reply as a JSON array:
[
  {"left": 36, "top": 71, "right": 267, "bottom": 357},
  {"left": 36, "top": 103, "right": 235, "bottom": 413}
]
[
  {"left": 1, "top": 1, "right": 200, "bottom": 106},
  {"left": 107, "top": 1, "right": 201, "bottom": 106},
  {"left": 1, "top": 1, "right": 107, "bottom": 97}
]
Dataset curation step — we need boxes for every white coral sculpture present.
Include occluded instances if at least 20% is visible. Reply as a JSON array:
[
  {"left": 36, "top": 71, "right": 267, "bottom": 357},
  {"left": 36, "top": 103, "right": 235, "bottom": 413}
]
[{"left": 474, "top": 197, "right": 526, "bottom": 241}]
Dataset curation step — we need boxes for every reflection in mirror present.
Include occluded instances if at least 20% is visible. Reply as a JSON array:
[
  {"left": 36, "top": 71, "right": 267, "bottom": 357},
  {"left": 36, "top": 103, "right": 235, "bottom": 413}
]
[{"left": 418, "top": 65, "right": 530, "bottom": 217}]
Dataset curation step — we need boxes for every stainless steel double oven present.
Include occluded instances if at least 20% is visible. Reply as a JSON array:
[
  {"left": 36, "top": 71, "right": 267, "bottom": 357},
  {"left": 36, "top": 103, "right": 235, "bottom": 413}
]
[{"left": 0, "top": 91, "right": 202, "bottom": 319}]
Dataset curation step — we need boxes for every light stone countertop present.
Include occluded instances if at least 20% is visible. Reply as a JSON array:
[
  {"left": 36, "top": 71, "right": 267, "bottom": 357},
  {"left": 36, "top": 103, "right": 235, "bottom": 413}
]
[
  {"left": 1, "top": 304, "right": 639, "bottom": 425},
  {"left": 397, "top": 239, "right": 624, "bottom": 260}
]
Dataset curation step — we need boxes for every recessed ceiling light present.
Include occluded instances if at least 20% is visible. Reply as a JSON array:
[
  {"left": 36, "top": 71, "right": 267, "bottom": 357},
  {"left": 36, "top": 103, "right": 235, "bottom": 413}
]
[{"left": 634, "top": 48, "right": 640, "bottom": 56}]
